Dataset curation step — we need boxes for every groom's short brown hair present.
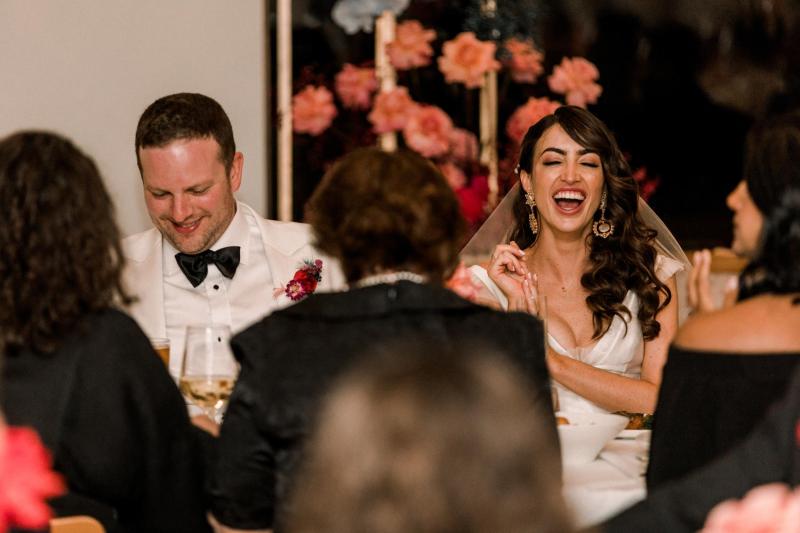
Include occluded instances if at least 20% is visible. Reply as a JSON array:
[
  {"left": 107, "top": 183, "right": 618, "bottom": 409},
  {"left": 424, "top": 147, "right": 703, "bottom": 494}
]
[{"left": 135, "top": 92, "right": 236, "bottom": 174}]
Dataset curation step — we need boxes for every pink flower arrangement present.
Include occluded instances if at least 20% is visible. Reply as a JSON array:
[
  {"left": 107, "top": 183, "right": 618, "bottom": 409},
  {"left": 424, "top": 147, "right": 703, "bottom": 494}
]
[
  {"left": 292, "top": 86, "right": 338, "bottom": 136},
  {"left": 448, "top": 127, "right": 479, "bottom": 164},
  {"left": 446, "top": 262, "right": 483, "bottom": 302},
  {"left": 505, "top": 97, "right": 562, "bottom": 145},
  {"left": 437, "top": 32, "right": 500, "bottom": 89},
  {"left": 387, "top": 20, "right": 437, "bottom": 70},
  {"left": 402, "top": 104, "right": 454, "bottom": 158},
  {"left": 633, "top": 166, "right": 660, "bottom": 202},
  {"left": 438, "top": 162, "right": 467, "bottom": 190},
  {"left": 503, "top": 38, "right": 545, "bottom": 84},
  {"left": 368, "top": 87, "right": 418, "bottom": 133},
  {"left": 334, "top": 64, "right": 378, "bottom": 110},
  {"left": 700, "top": 483, "right": 800, "bottom": 533},
  {"left": 547, "top": 57, "right": 603, "bottom": 108},
  {"left": 0, "top": 426, "right": 65, "bottom": 532}
]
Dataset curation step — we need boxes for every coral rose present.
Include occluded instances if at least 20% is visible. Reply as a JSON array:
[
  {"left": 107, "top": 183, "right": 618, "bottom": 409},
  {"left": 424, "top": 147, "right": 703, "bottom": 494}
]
[
  {"left": 547, "top": 57, "right": 603, "bottom": 107},
  {"left": 503, "top": 38, "right": 544, "bottom": 84},
  {"left": 448, "top": 128, "right": 479, "bottom": 164},
  {"left": 700, "top": 483, "right": 800, "bottom": 533},
  {"left": 438, "top": 32, "right": 500, "bottom": 89},
  {"left": 368, "top": 87, "right": 417, "bottom": 133},
  {"left": 334, "top": 64, "right": 378, "bottom": 110},
  {"left": 292, "top": 86, "right": 338, "bottom": 136},
  {"left": 402, "top": 105, "right": 454, "bottom": 158},
  {"left": 438, "top": 162, "right": 467, "bottom": 190},
  {"left": 387, "top": 20, "right": 436, "bottom": 70},
  {"left": 505, "top": 97, "right": 561, "bottom": 145}
]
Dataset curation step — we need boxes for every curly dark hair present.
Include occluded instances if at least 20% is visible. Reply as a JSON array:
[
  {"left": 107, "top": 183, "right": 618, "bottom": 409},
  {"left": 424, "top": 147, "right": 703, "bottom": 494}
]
[
  {"left": 738, "top": 111, "right": 800, "bottom": 303},
  {"left": 510, "top": 106, "right": 670, "bottom": 340},
  {"left": 306, "top": 148, "right": 466, "bottom": 284},
  {"left": 0, "top": 131, "right": 131, "bottom": 354},
  {"left": 135, "top": 92, "right": 236, "bottom": 174}
]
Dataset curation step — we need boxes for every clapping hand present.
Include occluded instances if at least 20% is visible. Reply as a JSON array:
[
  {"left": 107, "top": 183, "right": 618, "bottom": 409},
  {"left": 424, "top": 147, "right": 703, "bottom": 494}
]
[
  {"left": 487, "top": 241, "right": 540, "bottom": 316},
  {"left": 688, "top": 249, "right": 738, "bottom": 314}
]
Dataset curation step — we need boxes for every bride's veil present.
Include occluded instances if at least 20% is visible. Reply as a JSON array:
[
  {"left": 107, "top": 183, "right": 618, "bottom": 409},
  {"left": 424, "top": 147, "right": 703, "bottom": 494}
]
[{"left": 461, "top": 183, "right": 693, "bottom": 322}]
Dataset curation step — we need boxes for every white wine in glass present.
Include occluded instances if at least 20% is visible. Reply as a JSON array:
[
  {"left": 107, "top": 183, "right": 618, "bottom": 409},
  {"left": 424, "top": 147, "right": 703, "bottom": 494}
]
[{"left": 179, "top": 324, "right": 238, "bottom": 422}]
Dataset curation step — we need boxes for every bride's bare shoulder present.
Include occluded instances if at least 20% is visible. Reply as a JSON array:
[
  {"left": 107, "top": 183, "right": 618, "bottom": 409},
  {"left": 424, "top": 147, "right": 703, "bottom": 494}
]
[{"left": 674, "top": 295, "right": 800, "bottom": 354}]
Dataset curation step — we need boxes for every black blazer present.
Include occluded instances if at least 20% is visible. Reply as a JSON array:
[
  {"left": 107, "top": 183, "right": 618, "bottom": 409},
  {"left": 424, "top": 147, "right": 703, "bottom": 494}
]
[
  {"left": 1, "top": 309, "right": 212, "bottom": 533},
  {"left": 210, "top": 281, "right": 555, "bottom": 530},
  {"left": 604, "top": 364, "right": 800, "bottom": 532},
  {"left": 647, "top": 346, "right": 800, "bottom": 490}
]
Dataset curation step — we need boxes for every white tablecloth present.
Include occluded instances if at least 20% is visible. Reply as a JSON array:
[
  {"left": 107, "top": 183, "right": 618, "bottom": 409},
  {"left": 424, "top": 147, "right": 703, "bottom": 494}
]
[{"left": 562, "top": 434, "right": 649, "bottom": 528}]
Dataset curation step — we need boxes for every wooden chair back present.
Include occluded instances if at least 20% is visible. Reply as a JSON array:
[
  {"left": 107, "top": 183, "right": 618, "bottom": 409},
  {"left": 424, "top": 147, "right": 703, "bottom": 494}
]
[{"left": 50, "top": 515, "right": 106, "bottom": 533}]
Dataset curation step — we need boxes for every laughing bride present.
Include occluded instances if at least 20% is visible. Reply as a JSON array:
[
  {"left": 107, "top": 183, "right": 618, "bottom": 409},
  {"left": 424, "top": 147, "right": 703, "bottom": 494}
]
[{"left": 466, "top": 106, "right": 688, "bottom": 414}]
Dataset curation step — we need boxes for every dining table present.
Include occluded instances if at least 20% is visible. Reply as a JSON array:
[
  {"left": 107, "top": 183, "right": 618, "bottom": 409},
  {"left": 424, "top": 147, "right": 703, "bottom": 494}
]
[{"left": 561, "top": 430, "right": 650, "bottom": 528}]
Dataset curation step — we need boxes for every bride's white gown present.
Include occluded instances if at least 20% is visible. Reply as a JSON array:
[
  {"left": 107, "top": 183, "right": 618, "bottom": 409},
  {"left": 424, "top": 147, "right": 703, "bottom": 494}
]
[{"left": 469, "top": 255, "right": 683, "bottom": 413}]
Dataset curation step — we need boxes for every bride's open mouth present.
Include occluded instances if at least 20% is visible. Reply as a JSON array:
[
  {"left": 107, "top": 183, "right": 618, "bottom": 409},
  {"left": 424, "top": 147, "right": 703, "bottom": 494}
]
[{"left": 552, "top": 189, "right": 586, "bottom": 214}]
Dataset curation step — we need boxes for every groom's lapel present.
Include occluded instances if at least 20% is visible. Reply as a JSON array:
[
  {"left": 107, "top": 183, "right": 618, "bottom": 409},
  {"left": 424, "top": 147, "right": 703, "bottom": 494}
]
[{"left": 122, "top": 228, "right": 167, "bottom": 337}]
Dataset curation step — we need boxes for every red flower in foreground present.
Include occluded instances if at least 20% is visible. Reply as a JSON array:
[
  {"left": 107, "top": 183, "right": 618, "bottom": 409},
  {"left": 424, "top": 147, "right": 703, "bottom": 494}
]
[{"left": 0, "top": 426, "right": 65, "bottom": 531}]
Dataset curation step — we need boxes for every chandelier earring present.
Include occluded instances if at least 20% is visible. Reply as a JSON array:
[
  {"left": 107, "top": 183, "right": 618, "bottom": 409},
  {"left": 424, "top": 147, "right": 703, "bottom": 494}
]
[
  {"left": 592, "top": 190, "right": 615, "bottom": 239},
  {"left": 525, "top": 191, "right": 539, "bottom": 235}
]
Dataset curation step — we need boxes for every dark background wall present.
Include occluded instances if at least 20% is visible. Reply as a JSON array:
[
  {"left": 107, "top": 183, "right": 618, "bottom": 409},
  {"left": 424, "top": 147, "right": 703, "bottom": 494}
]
[{"left": 270, "top": 0, "right": 800, "bottom": 249}]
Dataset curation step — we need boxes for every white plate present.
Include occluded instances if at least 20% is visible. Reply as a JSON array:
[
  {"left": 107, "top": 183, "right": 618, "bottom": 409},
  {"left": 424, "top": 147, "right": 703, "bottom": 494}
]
[{"left": 616, "top": 429, "right": 651, "bottom": 441}]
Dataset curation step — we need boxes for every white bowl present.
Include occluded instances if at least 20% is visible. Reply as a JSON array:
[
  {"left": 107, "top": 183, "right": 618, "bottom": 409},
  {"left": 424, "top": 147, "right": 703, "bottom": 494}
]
[{"left": 556, "top": 411, "right": 628, "bottom": 466}]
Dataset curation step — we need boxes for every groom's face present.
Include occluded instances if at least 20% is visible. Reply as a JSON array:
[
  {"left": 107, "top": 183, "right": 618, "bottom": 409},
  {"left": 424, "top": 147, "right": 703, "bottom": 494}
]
[{"left": 139, "top": 137, "right": 243, "bottom": 254}]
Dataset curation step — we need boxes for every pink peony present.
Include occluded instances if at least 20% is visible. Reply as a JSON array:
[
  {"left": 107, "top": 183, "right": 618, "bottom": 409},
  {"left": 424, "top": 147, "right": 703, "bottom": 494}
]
[
  {"left": 700, "top": 483, "right": 800, "bottom": 533},
  {"left": 448, "top": 128, "right": 479, "bottom": 164},
  {"left": 334, "top": 64, "right": 378, "bottom": 110},
  {"left": 446, "top": 262, "right": 483, "bottom": 302},
  {"left": 292, "top": 85, "right": 338, "bottom": 136},
  {"left": 438, "top": 162, "right": 467, "bottom": 190},
  {"left": 547, "top": 57, "right": 603, "bottom": 108},
  {"left": 503, "top": 38, "right": 545, "bottom": 84},
  {"left": 505, "top": 97, "right": 561, "bottom": 145},
  {"left": 438, "top": 32, "right": 500, "bottom": 89},
  {"left": 387, "top": 20, "right": 436, "bottom": 70},
  {"left": 402, "top": 104, "right": 454, "bottom": 158},
  {"left": 368, "top": 87, "right": 417, "bottom": 133}
]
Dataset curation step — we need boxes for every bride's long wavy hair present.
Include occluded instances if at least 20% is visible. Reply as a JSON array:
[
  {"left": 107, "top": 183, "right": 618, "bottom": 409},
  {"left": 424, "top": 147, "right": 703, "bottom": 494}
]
[{"left": 510, "top": 106, "right": 670, "bottom": 340}]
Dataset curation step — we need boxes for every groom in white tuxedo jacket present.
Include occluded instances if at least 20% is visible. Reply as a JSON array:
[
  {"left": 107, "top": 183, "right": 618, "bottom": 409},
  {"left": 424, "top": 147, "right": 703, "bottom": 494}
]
[{"left": 122, "top": 93, "right": 343, "bottom": 376}]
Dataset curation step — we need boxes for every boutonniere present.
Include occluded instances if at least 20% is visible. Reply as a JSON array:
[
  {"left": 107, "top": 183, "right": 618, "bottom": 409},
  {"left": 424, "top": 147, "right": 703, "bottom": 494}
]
[{"left": 276, "top": 259, "right": 324, "bottom": 301}]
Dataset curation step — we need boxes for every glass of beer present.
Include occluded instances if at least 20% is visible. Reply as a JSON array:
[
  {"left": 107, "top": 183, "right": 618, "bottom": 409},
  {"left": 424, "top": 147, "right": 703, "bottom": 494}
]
[
  {"left": 179, "top": 325, "right": 237, "bottom": 422},
  {"left": 150, "top": 337, "right": 171, "bottom": 368}
]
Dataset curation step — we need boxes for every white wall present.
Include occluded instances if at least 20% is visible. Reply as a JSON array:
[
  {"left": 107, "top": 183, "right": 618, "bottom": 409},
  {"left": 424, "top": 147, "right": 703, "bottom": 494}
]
[{"left": 0, "top": 0, "right": 266, "bottom": 235}]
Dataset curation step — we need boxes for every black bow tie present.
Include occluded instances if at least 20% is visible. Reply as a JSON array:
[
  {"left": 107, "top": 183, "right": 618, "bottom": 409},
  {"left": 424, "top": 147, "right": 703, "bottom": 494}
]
[{"left": 175, "top": 246, "right": 241, "bottom": 287}]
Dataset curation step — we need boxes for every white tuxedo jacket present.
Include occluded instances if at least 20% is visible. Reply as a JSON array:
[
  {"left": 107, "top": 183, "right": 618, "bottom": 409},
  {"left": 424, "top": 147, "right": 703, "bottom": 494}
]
[{"left": 121, "top": 202, "right": 345, "bottom": 338}]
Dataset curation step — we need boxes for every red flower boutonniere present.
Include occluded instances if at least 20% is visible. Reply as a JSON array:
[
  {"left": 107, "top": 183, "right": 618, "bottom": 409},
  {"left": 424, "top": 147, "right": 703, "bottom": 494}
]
[
  {"left": 0, "top": 426, "right": 65, "bottom": 531},
  {"left": 280, "top": 259, "right": 323, "bottom": 301}
]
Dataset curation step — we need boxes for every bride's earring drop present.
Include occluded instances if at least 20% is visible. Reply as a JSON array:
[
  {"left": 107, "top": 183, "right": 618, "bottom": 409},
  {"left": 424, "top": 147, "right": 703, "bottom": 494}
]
[
  {"left": 525, "top": 192, "right": 539, "bottom": 235},
  {"left": 592, "top": 190, "right": 615, "bottom": 238}
]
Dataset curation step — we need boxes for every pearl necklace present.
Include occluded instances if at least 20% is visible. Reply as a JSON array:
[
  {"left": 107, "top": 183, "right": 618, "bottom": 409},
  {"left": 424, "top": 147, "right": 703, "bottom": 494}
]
[{"left": 352, "top": 271, "right": 427, "bottom": 288}]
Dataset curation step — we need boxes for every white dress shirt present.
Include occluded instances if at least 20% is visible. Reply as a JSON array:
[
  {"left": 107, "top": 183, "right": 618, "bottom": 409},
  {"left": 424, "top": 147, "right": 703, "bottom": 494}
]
[{"left": 163, "top": 205, "right": 273, "bottom": 377}]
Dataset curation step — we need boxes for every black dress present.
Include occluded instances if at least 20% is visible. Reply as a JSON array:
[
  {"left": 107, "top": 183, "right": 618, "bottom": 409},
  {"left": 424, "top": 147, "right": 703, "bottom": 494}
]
[
  {"left": 210, "top": 281, "right": 555, "bottom": 531},
  {"left": 604, "top": 363, "right": 800, "bottom": 532},
  {"left": 647, "top": 345, "right": 800, "bottom": 490},
  {"left": 1, "top": 309, "right": 212, "bottom": 533}
]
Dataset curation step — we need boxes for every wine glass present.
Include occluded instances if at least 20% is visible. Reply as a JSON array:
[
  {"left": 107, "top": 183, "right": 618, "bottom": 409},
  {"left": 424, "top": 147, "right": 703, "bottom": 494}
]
[{"left": 179, "top": 325, "right": 238, "bottom": 422}]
